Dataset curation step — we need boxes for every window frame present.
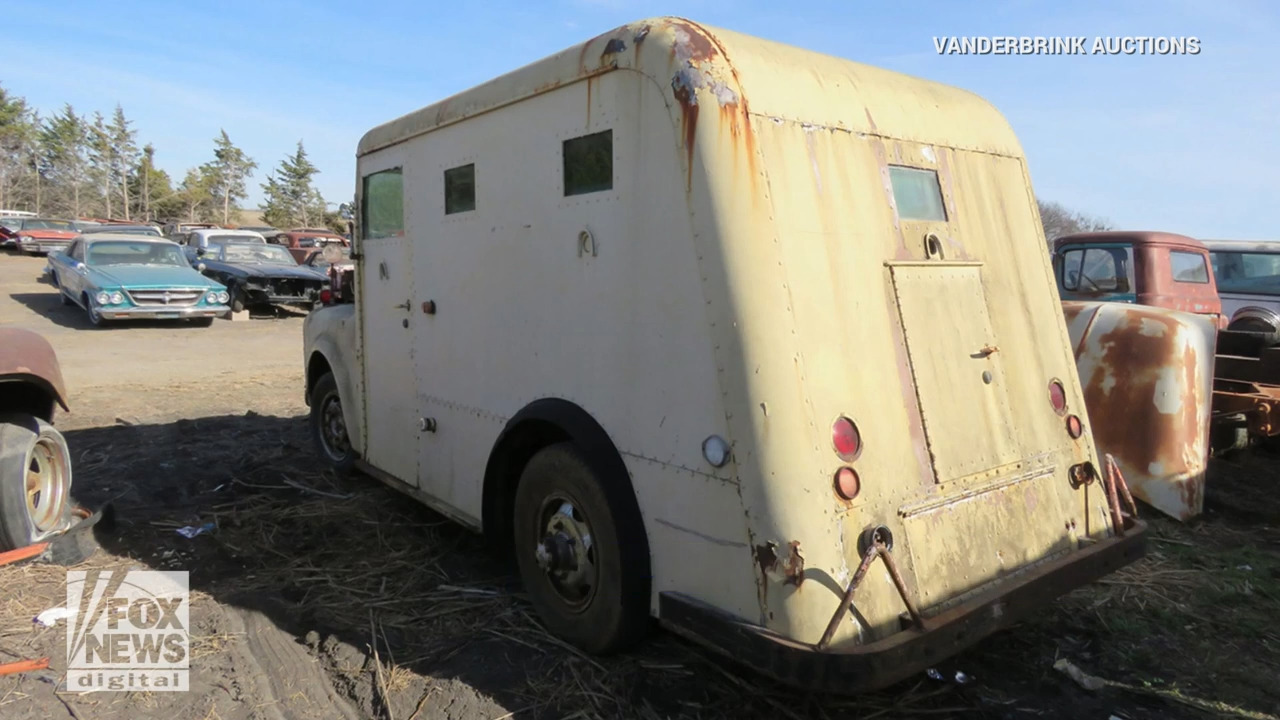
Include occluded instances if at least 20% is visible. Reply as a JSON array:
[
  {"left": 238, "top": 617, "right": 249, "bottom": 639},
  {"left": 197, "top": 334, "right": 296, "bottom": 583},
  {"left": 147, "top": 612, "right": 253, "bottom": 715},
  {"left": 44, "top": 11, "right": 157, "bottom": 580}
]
[
  {"left": 1060, "top": 245, "right": 1134, "bottom": 293},
  {"left": 1169, "top": 250, "right": 1210, "bottom": 284},
  {"left": 444, "top": 163, "right": 476, "bottom": 215},
  {"left": 360, "top": 167, "right": 405, "bottom": 241},
  {"left": 887, "top": 165, "right": 948, "bottom": 222},
  {"left": 562, "top": 129, "right": 614, "bottom": 197}
]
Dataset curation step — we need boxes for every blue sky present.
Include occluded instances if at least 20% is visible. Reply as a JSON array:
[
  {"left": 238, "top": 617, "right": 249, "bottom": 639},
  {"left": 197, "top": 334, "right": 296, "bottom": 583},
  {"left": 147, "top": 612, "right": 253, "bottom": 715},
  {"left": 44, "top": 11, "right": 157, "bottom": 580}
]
[{"left": 4, "top": 0, "right": 1275, "bottom": 238}]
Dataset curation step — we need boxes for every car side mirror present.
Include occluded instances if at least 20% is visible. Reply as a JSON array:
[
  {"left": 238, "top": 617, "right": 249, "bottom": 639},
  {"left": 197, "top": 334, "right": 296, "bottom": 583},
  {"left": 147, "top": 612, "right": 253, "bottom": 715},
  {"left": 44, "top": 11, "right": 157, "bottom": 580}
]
[
  {"left": 197, "top": 263, "right": 207, "bottom": 272},
  {"left": 196, "top": 247, "right": 206, "bottom": 256}
]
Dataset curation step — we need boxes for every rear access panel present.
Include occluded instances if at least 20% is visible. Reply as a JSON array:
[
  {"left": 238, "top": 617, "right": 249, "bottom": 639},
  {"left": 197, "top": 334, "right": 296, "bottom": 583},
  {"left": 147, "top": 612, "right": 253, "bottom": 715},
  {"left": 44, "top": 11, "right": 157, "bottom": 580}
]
[{"left": 889, "top": 262, "right": 1018, "bottom": 484}]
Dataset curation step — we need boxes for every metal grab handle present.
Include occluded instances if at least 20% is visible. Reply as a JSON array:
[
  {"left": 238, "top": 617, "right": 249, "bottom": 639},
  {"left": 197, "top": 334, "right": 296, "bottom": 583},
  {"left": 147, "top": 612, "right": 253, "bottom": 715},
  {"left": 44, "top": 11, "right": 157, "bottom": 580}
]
[
  {"left": 393, "top": 300, "right": 411, "bottom": 311},
  {"left": 816, "top": 541, "right": 925, "bottom": 651}
]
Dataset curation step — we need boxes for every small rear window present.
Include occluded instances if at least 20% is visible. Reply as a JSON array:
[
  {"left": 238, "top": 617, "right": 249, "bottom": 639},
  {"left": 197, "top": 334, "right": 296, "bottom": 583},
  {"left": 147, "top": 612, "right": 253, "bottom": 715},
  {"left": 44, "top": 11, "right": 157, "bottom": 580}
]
[
  {"left": 362, "top": 168, "right": 404, "bottom": 240},
  {"left": 563, "top": 130, "right": 613, "bottom": 196},
  {"left": 888, "top": 166, "right": 947, "bottom": 222},
  {"left": 1170, "top": 250, "right": 1210, "bottom": 284}
]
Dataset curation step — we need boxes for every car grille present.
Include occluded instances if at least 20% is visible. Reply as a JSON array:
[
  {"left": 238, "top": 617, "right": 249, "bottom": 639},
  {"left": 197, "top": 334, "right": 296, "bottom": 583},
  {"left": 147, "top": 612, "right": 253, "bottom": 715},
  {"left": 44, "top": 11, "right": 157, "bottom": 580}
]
[
  {"left": 125, "top": 288, "right": 206, "bottom": 307},
  {"left": 270, "top": 279, "right": 314, "bottom": 298}
]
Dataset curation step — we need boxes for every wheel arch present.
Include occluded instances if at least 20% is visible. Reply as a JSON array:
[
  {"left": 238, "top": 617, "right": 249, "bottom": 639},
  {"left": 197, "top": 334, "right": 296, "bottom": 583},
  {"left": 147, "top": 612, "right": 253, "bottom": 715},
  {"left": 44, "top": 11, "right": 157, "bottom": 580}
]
[{"left": 482, "top": 399, "right": 650, "bottom": 567}]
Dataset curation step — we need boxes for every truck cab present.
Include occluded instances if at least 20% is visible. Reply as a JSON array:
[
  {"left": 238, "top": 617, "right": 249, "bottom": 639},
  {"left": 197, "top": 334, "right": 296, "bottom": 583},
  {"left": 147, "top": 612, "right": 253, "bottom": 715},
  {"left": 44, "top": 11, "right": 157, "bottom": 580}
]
[{"left": 1052, "top": 231, "right": 1223, "bottom": 327}]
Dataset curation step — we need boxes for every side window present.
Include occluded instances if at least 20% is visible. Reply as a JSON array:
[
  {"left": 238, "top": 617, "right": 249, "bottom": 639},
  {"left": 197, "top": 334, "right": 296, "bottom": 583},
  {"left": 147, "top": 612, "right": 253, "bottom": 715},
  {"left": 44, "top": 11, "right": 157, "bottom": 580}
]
[
  {"left": 888, "top": 166, "right": 947, "bottom": 222},
  {"left": 1061, "top": 249, "right": 1085, "bottom": 290},
  {"left": 69, "top": 241, "right": 83, "bottom": 261},
  {"left": 563, "top": 130, "right": 613, "bottom": 196},
  {"left": 362, "top": 168, "right": 405, "bottom": 239},
  {"left": 444, "top": 163, "right": 476, "bottom": 215},
  {"left": 1170, "top": 251, "right": 1209, "bottom": 283},
  {"left": 1061, "top": 247, "right": 1132, "bottom": 293}
]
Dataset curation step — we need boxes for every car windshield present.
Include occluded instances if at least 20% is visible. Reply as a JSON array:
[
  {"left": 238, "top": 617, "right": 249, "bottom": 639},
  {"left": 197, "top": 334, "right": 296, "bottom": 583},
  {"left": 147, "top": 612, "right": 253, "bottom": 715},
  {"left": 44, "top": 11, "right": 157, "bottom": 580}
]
[
  {"left": 297, "top": 236, "right": 343, "bottom": 248},
  {"left": 87, "top": 241, "right": 188, "bottom": 267},
  {"left": 24, "top": 219, "right": 75, "bottom": 231},
  {"left": 221, "top": 243, "right": 296, "bottom": 264},
  {"left": 87, "top": 227, "right": 161, "bottom": 236},
  {"left": 208, "top": 234, "right": 263, "bottom": 245},
  {"left": 308, "top": 247, "right": 351, "bottom": 268},
  {"left": 1210, "top": 251, "right": 1280, "bottom": 296}
]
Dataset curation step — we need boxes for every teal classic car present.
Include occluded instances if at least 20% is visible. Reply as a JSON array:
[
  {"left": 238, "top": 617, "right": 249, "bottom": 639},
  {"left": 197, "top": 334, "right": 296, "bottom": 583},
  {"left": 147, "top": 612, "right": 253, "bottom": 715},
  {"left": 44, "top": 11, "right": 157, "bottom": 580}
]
[{"left": 46, "top": 234, "right": 232, "bottom": 327}]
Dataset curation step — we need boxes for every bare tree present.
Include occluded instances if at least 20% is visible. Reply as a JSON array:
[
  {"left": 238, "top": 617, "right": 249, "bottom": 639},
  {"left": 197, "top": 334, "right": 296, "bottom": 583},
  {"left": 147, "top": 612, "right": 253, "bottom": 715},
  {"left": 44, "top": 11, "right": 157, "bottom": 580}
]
[{"left": 1038, "top": 199, "right": 1112, "bottom": 246}]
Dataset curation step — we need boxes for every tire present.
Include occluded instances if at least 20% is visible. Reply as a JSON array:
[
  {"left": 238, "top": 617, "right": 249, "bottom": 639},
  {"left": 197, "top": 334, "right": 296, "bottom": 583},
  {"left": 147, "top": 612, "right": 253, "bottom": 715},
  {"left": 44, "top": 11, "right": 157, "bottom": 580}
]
[
  {"left": 512, "top": 442, "right": 651, "bottom": 654},
  {"left": 0, "top": 414, "right": 74, "bottom": 551},
  {"left": 82, "top": 293, "right": 106, "bottom": 328},
  {"left": 189, "top": 317, "right": 214, "bottom": 327},
  {"left": 309, "top": 372, "right": 355, "bottom": 473},
  {"left": 228, "top": 285, "right": 245, "bottom": 314}
]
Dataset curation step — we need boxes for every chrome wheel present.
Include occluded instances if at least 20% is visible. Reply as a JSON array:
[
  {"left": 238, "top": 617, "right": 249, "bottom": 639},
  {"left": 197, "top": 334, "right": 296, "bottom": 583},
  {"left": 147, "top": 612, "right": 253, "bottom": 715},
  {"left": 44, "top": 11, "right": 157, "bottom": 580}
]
[
  {"left": 533, "top": 495, "right": 598, "bottom": 610},
  {"left": 26, "top": 435, "right": 69, "bottom": 532},
  {"left": 318, "top": 391, "right": 350, "bottom": 462}
]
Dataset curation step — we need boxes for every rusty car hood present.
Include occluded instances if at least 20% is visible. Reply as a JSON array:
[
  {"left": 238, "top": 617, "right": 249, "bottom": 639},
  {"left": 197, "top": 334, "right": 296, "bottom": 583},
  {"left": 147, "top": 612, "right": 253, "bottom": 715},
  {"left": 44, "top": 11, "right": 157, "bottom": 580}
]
[
  {"left": 0, "top": 328, "right": 69, "bottom": 411},
  {"left": 18, "top": 229, "right": 78, "bottom": 240}
]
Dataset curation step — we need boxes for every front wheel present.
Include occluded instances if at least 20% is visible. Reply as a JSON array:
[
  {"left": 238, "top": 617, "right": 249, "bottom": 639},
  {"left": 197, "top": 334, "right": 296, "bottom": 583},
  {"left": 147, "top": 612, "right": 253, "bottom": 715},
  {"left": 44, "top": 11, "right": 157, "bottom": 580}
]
[
  {"left": 309, "top": 372, "right": 354, "bottom": 473},
  {"left": 0, "top": 414, "right": 74, "bottom": 551},
  {"left": 82, "top": 294, "right": 106, "bottom": 327},
  {"left": 228, "top": 285, "right": 246, "bottom": 314},
  {"left": 512, "top": 443, "right": 651, "bottom": 654}
]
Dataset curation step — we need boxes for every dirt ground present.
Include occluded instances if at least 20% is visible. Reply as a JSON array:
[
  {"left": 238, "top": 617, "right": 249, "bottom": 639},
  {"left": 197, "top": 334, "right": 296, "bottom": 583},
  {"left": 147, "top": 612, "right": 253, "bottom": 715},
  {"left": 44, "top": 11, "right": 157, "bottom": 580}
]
[{"left": 0, "top": 251, "right": 1277, "bottom": 720}]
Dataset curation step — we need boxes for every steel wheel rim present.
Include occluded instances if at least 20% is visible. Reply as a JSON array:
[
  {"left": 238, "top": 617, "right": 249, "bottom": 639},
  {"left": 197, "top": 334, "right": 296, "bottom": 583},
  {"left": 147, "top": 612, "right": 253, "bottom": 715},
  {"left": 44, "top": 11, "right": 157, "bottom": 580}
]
[
  {"left": 533, "top": 494, "right": 598, "bottom": 611},
  {"left": 26, "top": 436, "right": 68, "bottom": 532},
  {"left": 319, "top": 391, "right": 350, "bottom": 461}
]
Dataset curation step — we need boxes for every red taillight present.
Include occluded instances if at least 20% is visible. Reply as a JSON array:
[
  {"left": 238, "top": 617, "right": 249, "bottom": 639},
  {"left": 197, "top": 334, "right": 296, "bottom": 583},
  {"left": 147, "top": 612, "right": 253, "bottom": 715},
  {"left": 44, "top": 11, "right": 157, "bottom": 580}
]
[
  {"left": 1066, "top": 414, "right": 1083, "bottom": 439},
  {"left": 834, "top": 467, "right": 860, "bottom": 501},
  {"left": 832, "top": 417, "right": 861, "bottom": 461},
  {"left": 1049, "top": 379, "right": 1067, "bottom": 415},
  {"left": 319, "top": 289, "right": 332, "bottom": 305}
]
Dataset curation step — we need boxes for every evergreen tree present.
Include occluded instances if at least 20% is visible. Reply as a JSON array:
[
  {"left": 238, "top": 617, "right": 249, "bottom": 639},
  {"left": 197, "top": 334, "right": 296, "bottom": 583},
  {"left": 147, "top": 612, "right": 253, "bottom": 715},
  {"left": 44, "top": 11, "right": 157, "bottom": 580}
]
[
  {"left": 0, "top": 85, "right": 38, "bottom": 211},
  {"left": 40, "top": 105, "right": 90, "bottom": 218},
  {"left": 261, "top": 141, "right": 325, "bottom": 228},
  {"left": 177, "top": 167, "right": 215, "bottom": 222},
  {"left": 88, "top": 111, "right": 114, "bottom": 218},
  {"left": 109, "top": 105, "right": 139, "bottom": 219},
  {"left": 201, "top": 130, "right": 256, "bottom": 225},
  {"left": 128, "top": 144, "right": 173, "bottom": 221}
]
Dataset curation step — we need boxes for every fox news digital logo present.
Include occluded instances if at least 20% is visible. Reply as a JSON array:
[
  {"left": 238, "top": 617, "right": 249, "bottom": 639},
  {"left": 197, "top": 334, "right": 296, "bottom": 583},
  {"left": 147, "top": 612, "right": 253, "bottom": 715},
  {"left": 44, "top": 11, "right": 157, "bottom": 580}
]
[{"left": 66, "top": 569, "right": 189, "bottom": 691}]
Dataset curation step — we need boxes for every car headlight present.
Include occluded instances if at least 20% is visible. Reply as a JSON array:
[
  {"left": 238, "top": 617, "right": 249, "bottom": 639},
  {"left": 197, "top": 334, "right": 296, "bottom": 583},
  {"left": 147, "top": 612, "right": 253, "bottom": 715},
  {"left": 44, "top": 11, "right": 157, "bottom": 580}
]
[
  {"left": 206, "top": 291, "right": 218, "bottom": 303},
  {"left": 95, "top": 291, "right": 110, "bottom": 304},
  {"left": 217, "top": 291, "right": 229, "bottom": 303}
]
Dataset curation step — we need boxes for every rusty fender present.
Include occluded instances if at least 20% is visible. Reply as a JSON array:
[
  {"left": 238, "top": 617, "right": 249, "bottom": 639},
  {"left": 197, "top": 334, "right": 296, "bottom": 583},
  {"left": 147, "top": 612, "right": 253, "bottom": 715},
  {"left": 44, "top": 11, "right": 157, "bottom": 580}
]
[
  {"left": 0, "top": 328, "right": 69, "bottom": 419},
  {"left": 1061, "top": 301, "right": 1215, "bottom": 522}
]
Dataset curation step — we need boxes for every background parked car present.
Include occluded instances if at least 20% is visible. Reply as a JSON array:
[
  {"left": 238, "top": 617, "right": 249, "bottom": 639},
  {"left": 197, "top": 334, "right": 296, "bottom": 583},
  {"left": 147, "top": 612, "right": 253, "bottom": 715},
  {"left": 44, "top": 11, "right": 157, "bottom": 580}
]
[
  {"left": 48, "top": 234, "right": 231, "bottom": 327},
  {"left": 80, "top": 224, "right": 164, "bottom": 238},
  {"left": 183, "top": 227, "right": 267, "bottom": 263},
  {"left": 10, "top": 218, "right": 79, "bottom": 255},
  {"left": 275, "top": 228, "right": 350, "bottom": 262},
  {"left": 194, "top": 241, "right": 327, "bottom": 313},
  {"left": 0, "top": 328, "right": 74, "bottom": 550}
]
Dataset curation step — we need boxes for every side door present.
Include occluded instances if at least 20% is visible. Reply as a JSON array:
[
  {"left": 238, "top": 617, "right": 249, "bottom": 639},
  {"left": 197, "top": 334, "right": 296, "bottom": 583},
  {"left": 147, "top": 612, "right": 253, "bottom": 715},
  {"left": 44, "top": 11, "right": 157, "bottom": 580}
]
[
  {"left": 356, "top": 165, "right": 420, "bottom": 485},
  {"left": 63, "top": 240, "right": 87, "bottom": 299}
]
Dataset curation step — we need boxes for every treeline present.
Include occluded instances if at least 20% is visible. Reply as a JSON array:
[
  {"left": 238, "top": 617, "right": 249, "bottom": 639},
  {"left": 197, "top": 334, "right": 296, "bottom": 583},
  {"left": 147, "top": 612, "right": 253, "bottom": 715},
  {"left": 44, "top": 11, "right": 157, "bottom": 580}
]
[{"left": 0, "top": 83, "right": 345, "bottom": 231}]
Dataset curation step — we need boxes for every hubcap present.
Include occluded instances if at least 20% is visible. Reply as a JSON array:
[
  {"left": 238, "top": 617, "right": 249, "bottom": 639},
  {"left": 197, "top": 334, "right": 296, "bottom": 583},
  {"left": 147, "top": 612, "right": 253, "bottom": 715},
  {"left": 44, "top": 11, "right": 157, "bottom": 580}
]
[
  {"left": 26, "top": 437, "right": 68, "bottom": 532},
  {"left": 533, "top": 496, "right": 597, "bottom": 609},
  {"left": 319, "top": 392, "right": 350, "bottom": 460}
]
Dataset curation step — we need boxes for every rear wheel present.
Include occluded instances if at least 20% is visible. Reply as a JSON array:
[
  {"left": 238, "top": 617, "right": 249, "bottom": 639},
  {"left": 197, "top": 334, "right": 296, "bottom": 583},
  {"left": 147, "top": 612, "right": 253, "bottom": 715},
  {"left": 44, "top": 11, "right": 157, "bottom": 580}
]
[
  {"left": 0, "top": 414, "right": 74, "bottom": 551},
  {"left": 512, "top": 443, "right": 651, "bottom": 654},
  {"left": 310, "top": 372, "right": 354, "bottom": 473}
]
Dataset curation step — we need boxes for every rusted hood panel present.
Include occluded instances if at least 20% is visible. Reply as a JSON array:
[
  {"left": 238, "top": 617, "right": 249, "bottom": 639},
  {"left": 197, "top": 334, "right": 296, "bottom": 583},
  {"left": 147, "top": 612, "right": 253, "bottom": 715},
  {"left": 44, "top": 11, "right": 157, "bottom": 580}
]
[
  {"left": 0, "top": 328, "right": 69, "bottom": 411},
  {"left": 1062, "top": 301, "right": 1214, "bottom": 521}
]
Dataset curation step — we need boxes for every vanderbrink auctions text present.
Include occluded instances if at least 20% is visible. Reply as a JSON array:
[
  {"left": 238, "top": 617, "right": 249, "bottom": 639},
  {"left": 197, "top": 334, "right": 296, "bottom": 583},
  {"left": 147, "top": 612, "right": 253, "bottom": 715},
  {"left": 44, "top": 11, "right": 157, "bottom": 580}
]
[{"left": 934, "top": 36, "right": 1201, "bottom": 55}]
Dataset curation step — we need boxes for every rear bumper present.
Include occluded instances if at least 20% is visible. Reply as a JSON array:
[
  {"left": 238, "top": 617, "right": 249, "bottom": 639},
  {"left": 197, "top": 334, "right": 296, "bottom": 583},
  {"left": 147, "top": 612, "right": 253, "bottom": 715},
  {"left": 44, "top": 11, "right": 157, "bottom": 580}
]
[
  {"left": 99, "top": 305, "right": 230, "bottom": 320},
  {"left": 659, "top": 520, "right": 1147, "bottom": 694}
]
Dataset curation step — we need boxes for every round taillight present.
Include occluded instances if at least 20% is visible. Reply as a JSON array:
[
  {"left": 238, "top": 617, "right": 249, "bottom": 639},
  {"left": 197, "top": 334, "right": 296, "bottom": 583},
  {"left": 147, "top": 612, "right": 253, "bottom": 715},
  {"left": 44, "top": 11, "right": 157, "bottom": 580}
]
[
  {"left": 832, "top": 417, "right": 861, "bottom": 462},
  {"left": 319, "top": 289, "right": 332, "bottom": 305},
  {"left": 1049, "top": 380, "right": 1067, "bottom": 416},
  {"left": 1066, "top": 414, "right": 1083, "bottom": 439},
  {"left": 834, "top": 467, "right": 860, "bottom": 501}
]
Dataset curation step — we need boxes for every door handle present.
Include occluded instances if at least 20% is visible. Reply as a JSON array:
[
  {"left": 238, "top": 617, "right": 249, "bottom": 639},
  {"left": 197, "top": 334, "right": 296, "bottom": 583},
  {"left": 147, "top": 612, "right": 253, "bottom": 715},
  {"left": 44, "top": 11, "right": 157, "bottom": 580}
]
[{"left": 393, "top": 300, "right": 411, "bottom": 311}]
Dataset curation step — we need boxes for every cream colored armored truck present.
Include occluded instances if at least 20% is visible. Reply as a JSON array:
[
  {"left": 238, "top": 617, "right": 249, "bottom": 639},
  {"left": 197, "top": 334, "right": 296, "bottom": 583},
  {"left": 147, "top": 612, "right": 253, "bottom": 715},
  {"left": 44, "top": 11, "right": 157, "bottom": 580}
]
[{"left": 303, "top": 17, "right": 1147, "bottom": 692}]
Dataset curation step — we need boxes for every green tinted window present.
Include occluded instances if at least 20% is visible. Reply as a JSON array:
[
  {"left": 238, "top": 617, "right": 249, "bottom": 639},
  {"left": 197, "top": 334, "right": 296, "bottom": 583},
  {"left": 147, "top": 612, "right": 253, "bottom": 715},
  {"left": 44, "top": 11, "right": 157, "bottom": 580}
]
[
  {"left": 563, "top": 130, "right": 613, "bottom": 196},
  {"left": 362, "top": 168, "right": 404, "bottom": 239},
  {"left": 445, "top": 164, "right": 476, "bottom": 215},
  {"left": 889, "top": 166, "right": 947, "bottom": 222}
]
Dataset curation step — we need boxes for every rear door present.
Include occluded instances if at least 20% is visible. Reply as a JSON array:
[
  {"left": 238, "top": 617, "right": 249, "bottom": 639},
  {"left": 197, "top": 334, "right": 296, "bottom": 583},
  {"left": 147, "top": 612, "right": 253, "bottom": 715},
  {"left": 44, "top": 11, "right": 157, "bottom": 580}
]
[{"left": 357, "top": 165, "right": 420, "bottom": 485}]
